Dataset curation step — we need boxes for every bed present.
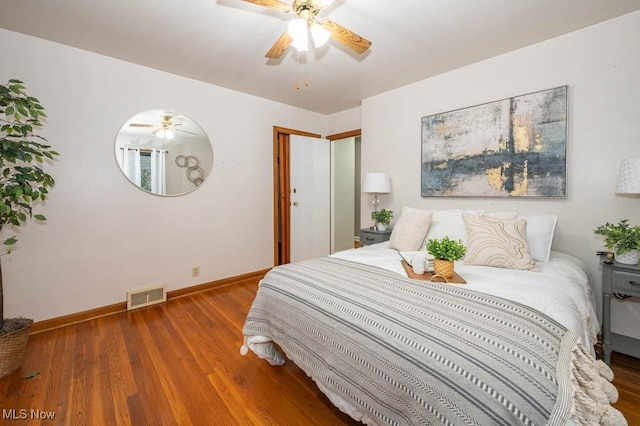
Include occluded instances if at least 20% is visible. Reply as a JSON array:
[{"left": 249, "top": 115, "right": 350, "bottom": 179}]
[{"left": 241, "top": 209, "right": 626, "bottom": 425}]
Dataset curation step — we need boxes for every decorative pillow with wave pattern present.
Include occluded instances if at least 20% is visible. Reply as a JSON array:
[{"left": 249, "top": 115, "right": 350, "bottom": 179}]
[{"left": 462, "top": 213, "right": 536, "bottom": 271}]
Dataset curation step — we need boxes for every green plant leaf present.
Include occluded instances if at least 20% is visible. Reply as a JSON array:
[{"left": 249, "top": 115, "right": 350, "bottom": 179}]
[
  {"left": 594, "top": 219, "right": 640, "bottom": 254},
  {"left": 426, "top": 236, "right": 467, "bottom": 261},
  {"left": 23, "top": 370, "right": 41, "bottom": 378},
  {"left": 3, "top": 236, "right": 17, "bottom": 245},
  {"left": 371, "top": 209, "right": 394, "bottom": 226},
  {"left": 0, "top": 79, "right": 59, "bottom": 247}
]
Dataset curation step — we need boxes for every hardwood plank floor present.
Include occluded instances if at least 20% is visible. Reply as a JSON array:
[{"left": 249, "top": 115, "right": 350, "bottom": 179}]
[
  {"left": 611, "top": 351, "right": 640, "bottom": 426},
  {"left": 1, "top": 278, "right": 639, "bottom": 425}
]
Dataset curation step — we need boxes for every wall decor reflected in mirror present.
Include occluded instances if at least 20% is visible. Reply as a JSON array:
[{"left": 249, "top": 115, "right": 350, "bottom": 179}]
[{"left": 114, "top": 109, "right": 213, "bottom": 196}]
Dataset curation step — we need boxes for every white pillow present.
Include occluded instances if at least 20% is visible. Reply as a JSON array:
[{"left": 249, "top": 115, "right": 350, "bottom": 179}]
[
  {"left": 482, "top": 211, "right": 519, "bottom": 220},
  {"left": 419, "top": 208, "right": 483, "bottom": 245},
  {"left": 518, "top": 214, "right": 558, "bottom": 262},
  {"left": 389, "top": 210, "right": 433, "bottom": 251},
  {"left": 463, "top": 213, "right": 536, "bottom": 270}
]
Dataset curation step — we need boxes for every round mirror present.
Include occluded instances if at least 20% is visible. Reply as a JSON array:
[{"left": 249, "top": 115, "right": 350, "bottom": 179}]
[{"left": 115, "top": 109, "right": 213, "bottom": 196}]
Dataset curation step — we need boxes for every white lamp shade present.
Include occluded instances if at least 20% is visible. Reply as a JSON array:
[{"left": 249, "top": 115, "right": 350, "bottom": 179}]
[
  {"left": 310, "top": 22, "right": 330, "bottom": 47},
  {"left": 288, "top": 18, "right": 309, "bottom": 51},
  {"left": 363, "top": 173, "right": 391, "bottom": 194},
  {"left": 617, "top": 158, "right": 640, "bottom": 194},
  {"left": 316, "top": 0, "right": 336, "bottom": 7}
]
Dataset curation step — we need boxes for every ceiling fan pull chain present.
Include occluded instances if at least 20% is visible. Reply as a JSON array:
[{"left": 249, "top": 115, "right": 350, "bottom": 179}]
[
  {"left": 296, "top": 51, "right": 301, "bottom": 90},
  {"left": 296, "top": 50, "right": 310, "bottom": 90},
  {"left": 304, "top": 53, "right": 309, "bottom": 87}
]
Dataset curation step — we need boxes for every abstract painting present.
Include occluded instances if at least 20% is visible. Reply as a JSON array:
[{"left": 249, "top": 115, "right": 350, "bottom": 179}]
[{"left": 421, "top": 86, "right": 567, "bottom": 197}]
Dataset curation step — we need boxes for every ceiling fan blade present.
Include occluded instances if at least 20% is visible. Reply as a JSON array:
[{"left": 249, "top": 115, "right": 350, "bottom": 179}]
[
  {"left": 240, "top": 0, "right": 292, "bottom": 13},
  {"left": 177, "top": 129, "right": 198, "bottom": 136},
  {"left": 319, "top": 19, "right": 371, "bottom": 54},
  {"left": 265, "top": 30, "right": 293, "bottom": 59},
  {"left": 129, "top": 123, "right": 157, "bottom": 128}
]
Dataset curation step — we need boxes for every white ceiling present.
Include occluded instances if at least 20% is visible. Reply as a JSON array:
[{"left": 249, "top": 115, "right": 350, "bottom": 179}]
[{"left": 1, "top": 0, "right": 639, "bottom": 114}]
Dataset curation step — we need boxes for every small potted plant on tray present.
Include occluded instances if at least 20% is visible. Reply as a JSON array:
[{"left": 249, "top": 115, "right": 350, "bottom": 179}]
[
  {"left": 371, "top": 208, "right": 393, "bottom": 231},
  {"left": 426, "top": 236, "right": 467, "bottom": 278},
  {"left": 594, "top": 219, "right": 640, "bottom": 265}
]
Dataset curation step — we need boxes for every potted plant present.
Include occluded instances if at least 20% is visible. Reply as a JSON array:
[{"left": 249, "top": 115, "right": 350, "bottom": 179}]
[
  {"left": 0, "top": 79, "right": 59, "bottom": 378},
  {"left": 371, "top": 208, "right": 393, "bottom": 231},
  {"left": 594, "top": 219, "right": 640, "bottom": 265},
  {"left": 426, "top": 236, "right": 467, "bottom": 278}
]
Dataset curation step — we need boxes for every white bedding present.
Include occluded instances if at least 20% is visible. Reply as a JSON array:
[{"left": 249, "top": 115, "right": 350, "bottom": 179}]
[{"left": 331, "top": 242, "right": 600, "bottom": 356}]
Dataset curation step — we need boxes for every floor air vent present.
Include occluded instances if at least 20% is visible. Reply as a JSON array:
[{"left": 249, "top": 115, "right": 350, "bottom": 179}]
[{"left": 127, "top": 284, "right": 167, "bottom": 310}]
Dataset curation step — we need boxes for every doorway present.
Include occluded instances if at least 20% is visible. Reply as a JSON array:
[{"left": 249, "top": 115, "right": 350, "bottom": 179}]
[
  {"left": 331, "top": 135, "right": 361, "bottom": 252},
  {"left": 273, "top": 127, "right": 361, "bottom": 266}
]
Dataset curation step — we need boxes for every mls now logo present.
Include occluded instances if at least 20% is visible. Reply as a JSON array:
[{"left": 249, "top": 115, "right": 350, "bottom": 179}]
[{"left": 3, "top": 409, "right": 56, "bottom": 420}]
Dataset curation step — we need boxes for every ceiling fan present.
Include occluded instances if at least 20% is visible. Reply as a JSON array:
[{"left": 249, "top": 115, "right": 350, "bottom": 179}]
[
  {"left": 129, "top": 114, "right": 196, "bottom": 139},
  {"left": 241, "top": 0, "right": 372, "bottom": 59}
]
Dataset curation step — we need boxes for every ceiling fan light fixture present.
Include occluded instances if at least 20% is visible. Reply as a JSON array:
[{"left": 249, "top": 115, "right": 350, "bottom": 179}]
[
  {"left": 157, "top": 116, "right": 176, "bottom": 139},
  {"left": 288, "top": 18, "right": 307, "bottom": 40},
  {"left": 288, "top": 18, "right": 309, "bottom": 51},
  {"left": 291, "top": 35, "right": 309, "bottom": 52},
  {"left": 315, "top": 0, "right": 335, "bottom": 8},
  {"left": 310, "top": 22, "right": 330, "bottom": 47},
  {"left": 156, "top": 129, "right": 175, "bottom": 140}
]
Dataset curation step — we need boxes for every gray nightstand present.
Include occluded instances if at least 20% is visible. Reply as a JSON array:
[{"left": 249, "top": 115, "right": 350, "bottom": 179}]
[
  {"left": 601, "top": 259, "right": 640, "bottom": 365},
  {"left": 359, "top": 228, "right": 392, "bottom": 247}
]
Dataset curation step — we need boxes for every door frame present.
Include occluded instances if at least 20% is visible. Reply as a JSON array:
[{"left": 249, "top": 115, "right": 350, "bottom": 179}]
[{"left": 272, "top": 127, "right": 361, "bottom": 266}]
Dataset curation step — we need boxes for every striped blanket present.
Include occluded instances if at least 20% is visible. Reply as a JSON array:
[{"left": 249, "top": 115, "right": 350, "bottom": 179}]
[{"left": 242, "top": 257, "right": 625, "bottom": 425}]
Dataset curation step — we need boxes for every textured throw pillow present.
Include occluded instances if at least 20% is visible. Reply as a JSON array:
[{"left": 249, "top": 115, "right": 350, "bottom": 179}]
[
  {"left": 389, "top": 210, "right": 433, "bottom": 251},
  {"left": 463, "top": 213, "right": 536, "bottom": 270},
  {"left": 518, "top": 215, "right": 558, "bottom": 262}
]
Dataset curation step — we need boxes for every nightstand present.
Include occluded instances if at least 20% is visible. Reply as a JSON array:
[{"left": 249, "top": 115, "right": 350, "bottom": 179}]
[
  {"left": 359, "top": 228, "right": 392, "bottom": 247},
  {"left": 601, "top": 260, "right": 640, "bottom": 365}
]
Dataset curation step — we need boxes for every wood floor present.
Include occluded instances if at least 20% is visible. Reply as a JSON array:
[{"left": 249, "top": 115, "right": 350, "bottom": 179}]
[{"left": 1, "top": 278, "right": 639, "bottom": 425}]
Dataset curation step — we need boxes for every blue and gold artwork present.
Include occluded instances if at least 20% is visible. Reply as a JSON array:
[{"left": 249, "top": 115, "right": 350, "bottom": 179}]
[{"left": 421, "top": 86, "right": 567, "bottom": 198}]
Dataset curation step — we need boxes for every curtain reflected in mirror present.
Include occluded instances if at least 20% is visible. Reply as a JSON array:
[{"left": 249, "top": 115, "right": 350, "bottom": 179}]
[{"left": 115, "top": 110, "right": 212, "bottom": 196}]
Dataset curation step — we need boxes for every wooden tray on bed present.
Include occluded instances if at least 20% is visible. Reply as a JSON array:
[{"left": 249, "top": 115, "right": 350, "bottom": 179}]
[{"left": 401, "top": 260, "right": 467, "bottom": 284}]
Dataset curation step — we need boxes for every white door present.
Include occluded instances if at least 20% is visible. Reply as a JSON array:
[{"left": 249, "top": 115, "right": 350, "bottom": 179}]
[{"left": 290, "top": 135, "right": 330, "bottom": 262}]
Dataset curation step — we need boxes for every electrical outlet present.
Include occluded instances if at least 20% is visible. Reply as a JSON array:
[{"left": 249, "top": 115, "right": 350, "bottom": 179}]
[{"left": 192, "top": 266, "right": 200, "bottom": 277}]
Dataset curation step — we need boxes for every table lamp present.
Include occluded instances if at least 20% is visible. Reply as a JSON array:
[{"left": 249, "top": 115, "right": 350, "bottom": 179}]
[
  {"left": 617, "top": 158, "right": 640, "bottom": 195},
  {"left": 363, "top": 172, "right": 391, "bottom": 212}
]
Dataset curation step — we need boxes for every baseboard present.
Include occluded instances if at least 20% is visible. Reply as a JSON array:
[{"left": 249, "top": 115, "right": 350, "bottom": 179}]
[
  {"left": 168, "top": 268, "right": 270, "bottom": 299},
  {"left": 30, "top": 268, "right": 271, "bottom": 335}
]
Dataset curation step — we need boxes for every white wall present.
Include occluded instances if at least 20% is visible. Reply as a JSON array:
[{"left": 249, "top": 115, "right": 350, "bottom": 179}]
[
  {"left": 361, "top": 12, "right": 640, "bottom": 338},
  {"left": 327, "top": 106, "right": 361, "bottom": 135},
  {"left": 0, "top": 29, "right": 325, "bottom": 322}
]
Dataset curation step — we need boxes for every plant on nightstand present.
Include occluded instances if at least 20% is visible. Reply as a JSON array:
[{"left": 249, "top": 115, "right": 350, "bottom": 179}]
[
  {"left": 594, "top": 219, "right": 640, "bottom": 265},
  {"left": 371, "top": 208, "right": 393, "bottom": 231},
  {"left": 0, "top": 79, "right": 59, "bottom": 378},
  {"left": 426, "top": 236, "right": 467, "bottom": 278}
]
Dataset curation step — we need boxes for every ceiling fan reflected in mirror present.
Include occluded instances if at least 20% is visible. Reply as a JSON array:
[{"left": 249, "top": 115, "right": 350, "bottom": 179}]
[
  {"left": 241, "top": 0, "right": 372, "bottom": 59},
  {"left": 129, "top": 114, "right": 197, "bottom": 139}
]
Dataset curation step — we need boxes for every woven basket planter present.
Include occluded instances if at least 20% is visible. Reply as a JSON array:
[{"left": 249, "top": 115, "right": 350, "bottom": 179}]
[
  {"left": 433, "top": 259, "right": 455, "bottom": 278},
  {"left": 0, "top": 319, "right": 33, "bottom": 379}
]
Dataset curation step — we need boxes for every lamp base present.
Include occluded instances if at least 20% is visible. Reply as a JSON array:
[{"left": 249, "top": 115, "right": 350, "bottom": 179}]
[{"left": 372, "top": 194, "right": 380, "bottom": 212}]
